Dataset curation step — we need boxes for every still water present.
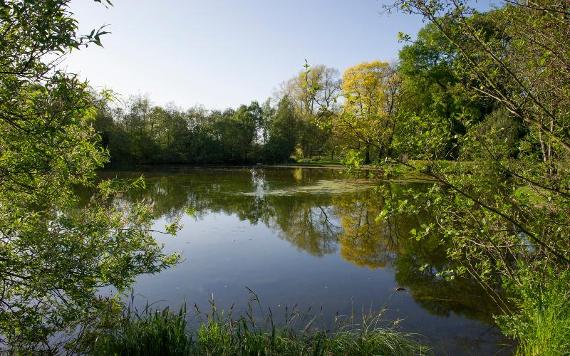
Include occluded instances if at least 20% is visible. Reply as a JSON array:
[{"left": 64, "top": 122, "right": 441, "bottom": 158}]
[{"left": 105, "top": 167, "right": 511, "bottom": 355}]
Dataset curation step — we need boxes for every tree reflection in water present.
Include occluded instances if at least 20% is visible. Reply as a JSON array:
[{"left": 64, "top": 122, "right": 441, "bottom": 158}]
[{"left": 105, "top": 167, "right": 503, "bottom": 324}]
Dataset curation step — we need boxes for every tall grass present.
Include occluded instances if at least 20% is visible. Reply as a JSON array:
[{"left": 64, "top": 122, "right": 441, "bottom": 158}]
[
  {"left": 92, "top": 305, "right": 193, "bottom": 355},
  {"left": 89, "top": 295, "right": 429, "bottom": 355},
  {"left": 497, "top": 269, "right": 570, "bottom": 356}
]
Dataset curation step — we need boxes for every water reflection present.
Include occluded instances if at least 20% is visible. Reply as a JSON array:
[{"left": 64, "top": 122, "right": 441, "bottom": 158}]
[{"left": 100, "top": 167, "right": 509, "bottom": 354}]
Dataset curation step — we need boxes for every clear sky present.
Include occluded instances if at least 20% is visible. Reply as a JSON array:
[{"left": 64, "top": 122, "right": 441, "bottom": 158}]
[{"left": 65, "top": 0, "right": 426, "bottom": 110}]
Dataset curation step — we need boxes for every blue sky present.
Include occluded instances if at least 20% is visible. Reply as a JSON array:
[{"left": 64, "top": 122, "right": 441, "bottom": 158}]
[{"left": 65, "top": 0, "right": 427, "bottom": 109}]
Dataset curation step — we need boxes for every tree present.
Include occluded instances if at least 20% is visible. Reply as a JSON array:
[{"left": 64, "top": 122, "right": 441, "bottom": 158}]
[
  {"left": 279, "top": 64, "right": 341, "bottom": 159},
  {"left": 264, "top": 96, "right": 298, "bottom": 163},
  {"left": 231, "top": 102, "right": 262, "bottom": 162},
  {"left": 396, "top": 23, "right": 476, "bottom": 159},
  {"left": 0, "top": 1, "right": 177, "bottom": 351},
  {"left": 339, "top": 61, "right": 398, "bottom": 163},
  {"left": 387, "top": 0, "right": 570, "bottom": 272},
  {"left": 383, "top": 1, "right": 570, "bottom": 352}
]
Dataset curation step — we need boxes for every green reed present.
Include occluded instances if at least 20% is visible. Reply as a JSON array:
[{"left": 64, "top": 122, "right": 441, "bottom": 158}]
[{"left": 89, "top": 292, "right": 429, "bottom": 355}]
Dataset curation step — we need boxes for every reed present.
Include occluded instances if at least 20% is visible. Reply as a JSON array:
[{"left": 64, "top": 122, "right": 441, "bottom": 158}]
[{"left": 90, "top": 293, "right": 429, "bottom": 355}]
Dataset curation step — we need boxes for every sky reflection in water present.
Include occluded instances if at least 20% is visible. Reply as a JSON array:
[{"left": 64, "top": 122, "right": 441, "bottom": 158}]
[{"left": 104, "top": 167, "right": 511, "bottom": 355}]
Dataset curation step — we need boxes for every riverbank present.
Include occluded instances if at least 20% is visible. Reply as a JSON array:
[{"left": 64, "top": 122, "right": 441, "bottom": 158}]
[
  {"left": 99, "top": 159, "right": 437, "bottom": 182},
  {"left": 89, "top": 306, "right": 430, "bottom": 356}
]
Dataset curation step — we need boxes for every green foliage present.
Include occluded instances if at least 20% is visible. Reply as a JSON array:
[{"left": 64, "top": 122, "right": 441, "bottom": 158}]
[
  {"left": 384, "top": 0, "right": 570, "bottom": 354},
  {"left": 341, "top": 149, "right": 364, "bottom": 169},
  {"left": 497, "top": 269, "right": 570, "bottom": 356},
  {"left": 263, "top": 96, "right": 299, "bottom": 163},
  {"left": 0, "top": 0, "right": 177, "bottom": 351},
  {"left": 95, "top": 95, "right": 299, "bottom": 165},
  {"left": 3, "top": 0, "right": 569, "bottom": 353},
  {"left": 92, "top": 306, "right": 193, "bottom": 355},
  {"left": 91, "top": 302, "right": 429, "bottom": 356},
  {"left": 388, "top": 0, "right": 570, "bottom": 269},
  {"left": 395, "top": 21, "right": 493, "bottom": 159}
]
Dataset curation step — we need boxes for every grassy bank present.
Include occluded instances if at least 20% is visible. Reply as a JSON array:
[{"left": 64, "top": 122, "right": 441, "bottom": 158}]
[
  {"left": 88, "top": 305, "right": 429, "bottom": 356},
  {"left": 497, "top": 269, "right": 570, "bottom": 356}
]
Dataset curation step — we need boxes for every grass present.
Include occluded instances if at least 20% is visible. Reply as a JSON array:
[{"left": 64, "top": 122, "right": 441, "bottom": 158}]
[
  {"left": 497, "top": 269, "right": 570, "bottom": 356},
  {"left": 89, "top": 298, "right": 430, "bottom": 356},
  {"left": 91, "top": 306, "right": 192, "bottom": 355}
]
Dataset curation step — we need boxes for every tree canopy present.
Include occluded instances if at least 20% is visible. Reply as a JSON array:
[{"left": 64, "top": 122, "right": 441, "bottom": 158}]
[{"left": 0, "top": 1, "right": 177, "bottom": 351}]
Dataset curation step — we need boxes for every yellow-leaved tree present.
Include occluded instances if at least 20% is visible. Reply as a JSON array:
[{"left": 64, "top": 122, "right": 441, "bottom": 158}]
[{"left": 339, "top": 61, "right": 399, "bottom": 163}]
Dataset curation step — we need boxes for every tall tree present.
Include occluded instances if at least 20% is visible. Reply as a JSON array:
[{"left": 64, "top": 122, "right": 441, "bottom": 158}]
[
  {"left": 340, "top": 61, "right": 397, "bottom": 163},
  {"left": 395, "top": 21, "right": 494, "bottom": 159},
  {"left": 384, "top": 1, "right": 570, "bottom": 352},
  {"left": 280, "top": 64, "right": 341, "bottom": 158},
  {"left": 264, "top": 96, "right": 299, "bottom": 162},
  {"left": 0, "top": 1, "right": 176, "bottom": 351}
]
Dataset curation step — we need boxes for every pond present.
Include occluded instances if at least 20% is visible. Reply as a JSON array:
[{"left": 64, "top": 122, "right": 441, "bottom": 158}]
[{"left": 103, "top": 167, "right": 511, "bottom": 355}]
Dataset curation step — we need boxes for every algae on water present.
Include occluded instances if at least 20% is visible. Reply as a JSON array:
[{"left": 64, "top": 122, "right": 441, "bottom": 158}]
[{"left": 239, "top": 179, "right": 374, "bottom": 197}]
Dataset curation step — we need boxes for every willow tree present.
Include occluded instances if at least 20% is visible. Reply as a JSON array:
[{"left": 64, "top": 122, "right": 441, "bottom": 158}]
[
  {"left": 340, "top": 61, "right": 399, "bottom": 163},
  {"left": 0, "top": 1, "right": 177, "bottom": 352}
]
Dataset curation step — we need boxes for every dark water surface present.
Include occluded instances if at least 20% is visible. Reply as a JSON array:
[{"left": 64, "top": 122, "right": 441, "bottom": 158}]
[{"left": 103, "top": 167, "right": 511, "bottom": 355}]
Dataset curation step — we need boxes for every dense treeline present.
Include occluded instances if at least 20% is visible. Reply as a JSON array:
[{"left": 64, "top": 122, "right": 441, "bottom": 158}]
[
  {"left": 94, "top": 94, "right": 312, "bottom": 165},
  {"left": 91, "top": 13, "right": 519, "bottom": 167}
]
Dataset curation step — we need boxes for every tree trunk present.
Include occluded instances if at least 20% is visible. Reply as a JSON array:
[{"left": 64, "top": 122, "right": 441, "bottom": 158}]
[{"left": 365, "top": 144, "right": 371, "bottom": 164}]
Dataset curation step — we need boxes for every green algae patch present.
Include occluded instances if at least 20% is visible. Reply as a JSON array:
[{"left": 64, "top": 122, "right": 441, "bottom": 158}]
[{"left": 241, "top": 179, "right": 375, "bottom": 196}]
